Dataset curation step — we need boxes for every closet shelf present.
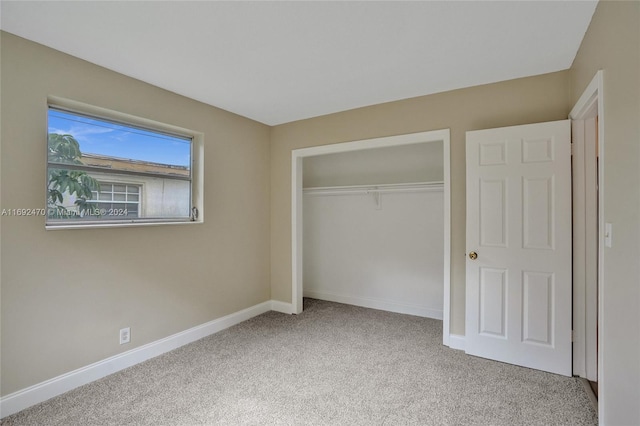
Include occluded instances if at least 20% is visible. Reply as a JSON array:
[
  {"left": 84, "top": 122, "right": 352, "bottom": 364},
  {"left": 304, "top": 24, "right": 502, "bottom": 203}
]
[{"left": 303, "top": 181, "right": 444, "bottom": 196}]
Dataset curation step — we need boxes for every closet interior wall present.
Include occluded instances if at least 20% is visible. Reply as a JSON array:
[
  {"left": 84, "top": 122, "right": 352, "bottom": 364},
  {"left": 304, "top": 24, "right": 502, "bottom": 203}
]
[{"left": 302, "top": 142, "right": 445, "bottom": 319}]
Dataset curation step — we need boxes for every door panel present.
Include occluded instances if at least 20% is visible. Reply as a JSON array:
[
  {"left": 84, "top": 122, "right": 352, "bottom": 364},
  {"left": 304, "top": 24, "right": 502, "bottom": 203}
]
[
  {"left": 522, "top": 271, "right": 554, "bottom": 346},
  {"left": 523, "top": 176, "right": 554, "bottom": 250},
  {"left": 479, "top": 179, "right": 507, "bottom": 247},
  {"left": 479, "top": 267, "right": 507, "bottom": 337},
  {"left": 466, "top": 120, "right": 571, "bottom": 376}
]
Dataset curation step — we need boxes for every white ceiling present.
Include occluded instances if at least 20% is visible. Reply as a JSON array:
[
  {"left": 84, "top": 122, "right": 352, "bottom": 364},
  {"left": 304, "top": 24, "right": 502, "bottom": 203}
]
[{"left": 1, "top": 1, "right": 597, "bottom": 126}]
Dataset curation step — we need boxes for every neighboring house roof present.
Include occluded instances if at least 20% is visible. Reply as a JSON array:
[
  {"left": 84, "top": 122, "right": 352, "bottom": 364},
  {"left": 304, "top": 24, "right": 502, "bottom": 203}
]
[{"left": 80, "top": 153, "right": 190, "bottom": 179}]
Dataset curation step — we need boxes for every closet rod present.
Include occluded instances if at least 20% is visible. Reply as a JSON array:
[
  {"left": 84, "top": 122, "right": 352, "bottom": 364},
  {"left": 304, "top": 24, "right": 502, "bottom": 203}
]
[{"left": 303, "top": 181, "right": 443, "bottom": 197}]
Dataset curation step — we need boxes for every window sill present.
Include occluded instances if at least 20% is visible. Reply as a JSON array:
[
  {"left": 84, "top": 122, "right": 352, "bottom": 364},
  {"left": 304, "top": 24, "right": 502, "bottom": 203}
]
[{"left": 45, "top": 219, "right": 203, "bottom": 230}]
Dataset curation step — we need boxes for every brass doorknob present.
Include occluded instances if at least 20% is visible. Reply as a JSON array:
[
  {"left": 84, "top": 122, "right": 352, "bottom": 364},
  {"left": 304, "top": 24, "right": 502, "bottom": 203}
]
[{"left": 469, "top": 251, "right": 478, "bottom": 260}]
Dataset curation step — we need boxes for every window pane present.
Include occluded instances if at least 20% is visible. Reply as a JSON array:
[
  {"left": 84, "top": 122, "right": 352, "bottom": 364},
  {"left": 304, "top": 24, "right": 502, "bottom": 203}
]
[{"left": 47, "top": 107, "right": 192, "bottom": 224}]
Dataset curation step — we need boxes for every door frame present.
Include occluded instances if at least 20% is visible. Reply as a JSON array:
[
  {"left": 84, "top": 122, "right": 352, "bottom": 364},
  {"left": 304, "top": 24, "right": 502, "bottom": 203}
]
[
  {"left": 569, "top": 70, "right": 604, "bottom": 409},
  {"left": 291, "top": 129, "right": 452, "bottom": 344}
]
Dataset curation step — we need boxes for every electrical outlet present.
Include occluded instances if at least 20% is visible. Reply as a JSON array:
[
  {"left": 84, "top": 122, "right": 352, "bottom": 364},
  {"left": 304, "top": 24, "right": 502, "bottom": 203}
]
[{"left": 119, "top": 327, "right": 131, "bottom": 345}]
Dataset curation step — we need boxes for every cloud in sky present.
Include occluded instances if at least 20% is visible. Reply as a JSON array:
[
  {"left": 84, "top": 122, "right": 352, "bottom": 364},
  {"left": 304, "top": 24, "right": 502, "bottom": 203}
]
[{"left": 49, "top": 124, "right": 115, "bottom": 143}]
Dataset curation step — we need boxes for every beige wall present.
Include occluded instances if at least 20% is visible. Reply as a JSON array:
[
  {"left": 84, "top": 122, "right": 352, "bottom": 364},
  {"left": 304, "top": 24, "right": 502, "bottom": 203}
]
[
  {"left": 303, "top": 142, "right": 444, "bottom": 188},
  {"left": 0, "top": 33, "right": 271, "bottom": 396},
  {"left": 570, "top": 1, "right": 640, "bottom": 424},
  {"left": 270, "top": 71, "right": 572, "bottom": 335}
]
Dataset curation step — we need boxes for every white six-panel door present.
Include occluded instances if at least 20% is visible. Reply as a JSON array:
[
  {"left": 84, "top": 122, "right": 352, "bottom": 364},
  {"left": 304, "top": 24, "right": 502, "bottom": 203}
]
[{"left": 465, "top": 120, "right": 572, "bottom": 376}]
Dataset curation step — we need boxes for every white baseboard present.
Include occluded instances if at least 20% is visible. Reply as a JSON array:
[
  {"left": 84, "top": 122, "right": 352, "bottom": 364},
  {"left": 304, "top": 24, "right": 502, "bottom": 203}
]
[
  {"left": 304, "top": 290, "right": 443, "bottom": 320},
  {"left": 270, "top": 300, "right": 294, "bottom": 314},
  {"left": 1, "top": 300, "right": 291, "bottom": 419},
  {"left": 448, "top": 334, "right": 466, "bottom": 351}
]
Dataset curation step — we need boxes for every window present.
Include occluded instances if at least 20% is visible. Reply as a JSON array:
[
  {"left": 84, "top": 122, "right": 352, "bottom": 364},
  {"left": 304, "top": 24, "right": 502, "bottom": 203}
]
[
  {"left": 87, "top": 183, "right": 141, "bottom": 218},
  {"left": 46, "top": 99, "right": 203, "bottom": 228}
]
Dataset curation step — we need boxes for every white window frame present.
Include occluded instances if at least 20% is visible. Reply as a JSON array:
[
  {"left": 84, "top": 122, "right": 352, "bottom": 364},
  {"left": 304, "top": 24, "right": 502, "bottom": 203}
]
[
  {"left": 89, "top": 182, "right": 142, "bottom": 218},
  {"left": 46, "top": 96, "right": 204, "bottom": 230}
]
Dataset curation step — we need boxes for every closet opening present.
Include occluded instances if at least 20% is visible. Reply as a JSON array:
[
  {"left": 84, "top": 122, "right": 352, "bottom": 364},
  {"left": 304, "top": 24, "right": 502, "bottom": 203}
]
[{"left": 292, "top": 129, "right": 452, "bottom": 344}]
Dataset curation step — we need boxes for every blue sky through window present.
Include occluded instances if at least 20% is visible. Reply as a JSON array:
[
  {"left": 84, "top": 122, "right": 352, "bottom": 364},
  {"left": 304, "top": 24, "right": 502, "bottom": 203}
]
[{"left": 48, "top": 109, "right": 191, "bottom": 167}]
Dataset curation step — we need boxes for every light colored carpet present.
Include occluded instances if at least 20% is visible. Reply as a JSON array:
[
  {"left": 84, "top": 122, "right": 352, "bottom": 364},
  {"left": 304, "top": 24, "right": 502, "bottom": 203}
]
[{"left": 1, "top": 298, "right": 598, "bottom": 425}]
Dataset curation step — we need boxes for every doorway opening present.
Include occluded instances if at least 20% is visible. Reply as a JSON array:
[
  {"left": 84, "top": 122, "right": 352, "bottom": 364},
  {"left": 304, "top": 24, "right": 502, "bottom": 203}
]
[
  {"left": 570, "top": 70, "right": 604, "bottom": 409},
  {"left": 291, "top": 129, "right": 451, "bottom": 344}
]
